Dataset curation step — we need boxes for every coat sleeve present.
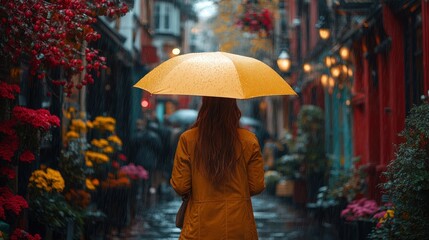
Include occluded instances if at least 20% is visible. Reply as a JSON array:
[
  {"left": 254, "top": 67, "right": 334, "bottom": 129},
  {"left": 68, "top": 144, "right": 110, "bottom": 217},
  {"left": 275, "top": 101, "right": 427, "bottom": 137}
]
[
  {"left": 247, "top": 138, "right": 266, "bottom": 196},
  {"left": 170, "top": 134, "right": 192, "bottom": 196}
]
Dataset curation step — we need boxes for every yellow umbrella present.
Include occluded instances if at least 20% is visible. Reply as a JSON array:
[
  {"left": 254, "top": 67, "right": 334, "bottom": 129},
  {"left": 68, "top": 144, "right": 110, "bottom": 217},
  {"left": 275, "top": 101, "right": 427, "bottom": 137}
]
[{"left": 134, "top": 51, "right": 296, "bottom": 99}]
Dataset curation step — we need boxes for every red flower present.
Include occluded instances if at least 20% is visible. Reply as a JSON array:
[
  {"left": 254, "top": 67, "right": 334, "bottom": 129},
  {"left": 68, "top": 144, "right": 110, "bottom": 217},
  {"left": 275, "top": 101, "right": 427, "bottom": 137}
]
[
  {"left": 10, "top": 228, "right": 41, "bottom": 240},
  {"left": 19, "top": 150, "right": 35, "bottom": 163},
  {"left": 12, "top": 106, "right": 60, "bottom": 130},
  {"left": 112, "top": 161, "right": 120, "bottom": 169},
  {"left": 0, "top": 187, "right": 28, "bottom": 220},
  {"left": 0, "top": 130, "right": 19, "bottom": 162},
  {"left": 0, "top": 82, "right": 20, "bottom": 100},
  {"left": 0, "top": 119, "right": 17, "bottom": 136},
  {"left": 0, "top": 166, "right": 16, "bottom": 179},
  {"left": 118, "top": 153, "right": 127, "bottom": 161}
]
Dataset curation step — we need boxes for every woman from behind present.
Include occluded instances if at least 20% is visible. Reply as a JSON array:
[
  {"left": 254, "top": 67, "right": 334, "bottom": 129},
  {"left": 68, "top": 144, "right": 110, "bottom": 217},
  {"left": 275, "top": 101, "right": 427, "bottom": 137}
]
[{"left": 170, "top": 96, "right": 265, "bottom": 240}]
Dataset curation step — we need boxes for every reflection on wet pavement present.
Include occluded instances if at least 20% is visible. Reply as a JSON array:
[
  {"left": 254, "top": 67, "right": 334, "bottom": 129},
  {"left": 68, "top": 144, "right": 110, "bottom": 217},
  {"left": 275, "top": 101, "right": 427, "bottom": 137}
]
[{"left": 107, "top": 192, "right": 338, "bottom": 240}]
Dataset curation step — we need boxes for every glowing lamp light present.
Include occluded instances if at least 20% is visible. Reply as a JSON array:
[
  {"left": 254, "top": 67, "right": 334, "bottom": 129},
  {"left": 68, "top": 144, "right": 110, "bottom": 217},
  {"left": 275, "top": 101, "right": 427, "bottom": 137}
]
[
  {"left": 346, "top": 99, "right": 351, "bottom": 106},
  {"left": 330, "top": 65, "right": 341, "bottom": 78},
  {"left": 319, "top": 28, "right": 330, "bottom": 40},
  {"left": 340, "top": 47, "right": 350, "bottom": 60},
  {"left": 277, "top": 49, "right": 291, "bottom": 72},
  {"left": 342, "top": 64, "right": 348, "bottom": 74},
  {"left": 141, "top": 99, "right": 150, "bottom": 108},
  {"left": 330, "top": 56, "right": 337, "bottom": 65},
  {"left": 324, "top": 56, "right": 332, "bottom": 67},
  {"left": 172, "top": 48, "right": 181, "bottom": 55},
  {"left": 321, "top": 74, "right": 329, "bottom": 87},
  {"left": 303, "top": 63, "right": 312, "bottom": 72},
  {"left": 328, "top": 77, "right": 335, "bottom": 88}
]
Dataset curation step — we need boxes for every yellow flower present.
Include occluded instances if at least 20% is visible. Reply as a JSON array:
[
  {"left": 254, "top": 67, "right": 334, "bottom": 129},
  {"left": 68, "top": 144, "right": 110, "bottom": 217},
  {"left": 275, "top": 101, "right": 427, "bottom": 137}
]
[
  {"left": 108, "top": 135, "right": 122, "bottom": 146},
  {"left": 105, "top": 125, "right": 115, "bottom": 132},
  {"left": 103, "top": 146, "right": 114, "bottom": 153},
  {"left": 386, "top": 210, "right": 394, "bottom": 218},
  {"left": 71, "top": 119, "right": 87, "bottom": 133},
  {"left": 86, "top": 160, "right": 93, "bottom": 167},
  {"left": 29, "top": 168, "right": 65, "bottom": 193},
  {"left": 86, "top": 121, "right": 94, "bottom": 128},
  {"left": 85, "top": 151, "right": 109, "bottom": 163},
  {"left": 91, "top": 138, "right": 109, "bottom": 148},
  {"left": 66, "top": 131, "right": 80, "bottom": 139},
  {"left": 92, "top": 116, "right": 117, "bottom": 132},
  {"left": 86, "top": 178, "right": 96, "bottom": 190}
]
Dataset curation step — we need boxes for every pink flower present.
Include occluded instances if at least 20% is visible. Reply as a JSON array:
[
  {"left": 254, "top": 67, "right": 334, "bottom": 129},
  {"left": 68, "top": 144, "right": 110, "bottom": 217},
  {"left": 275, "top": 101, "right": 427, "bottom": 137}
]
[
  {"left": 341, "top": 198, "right": 379, "bottom": 221},
  {"left": 120, "top": 163, "right": 149, "bottom": 180}
]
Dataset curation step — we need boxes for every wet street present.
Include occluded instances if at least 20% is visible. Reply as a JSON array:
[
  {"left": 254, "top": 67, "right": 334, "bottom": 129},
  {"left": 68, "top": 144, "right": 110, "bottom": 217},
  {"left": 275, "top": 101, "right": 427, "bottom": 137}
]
[{"left": 108, "top": 191, "right": 339, "bottom": 240}]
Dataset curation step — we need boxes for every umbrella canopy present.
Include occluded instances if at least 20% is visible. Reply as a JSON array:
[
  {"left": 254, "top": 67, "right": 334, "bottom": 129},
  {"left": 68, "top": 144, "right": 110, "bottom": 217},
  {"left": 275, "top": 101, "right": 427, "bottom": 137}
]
[
  {"left": 167, "top": 109, "right": 198, "bottom": 126},
  {"left": 134, "top": 51, "right": 296, "bottom": 99},
  {"left": 240, "top": 116, "right": 261, "bottom": 128},
  {"left": 166, "top": 109, "right": 262, "bottom": 129}
]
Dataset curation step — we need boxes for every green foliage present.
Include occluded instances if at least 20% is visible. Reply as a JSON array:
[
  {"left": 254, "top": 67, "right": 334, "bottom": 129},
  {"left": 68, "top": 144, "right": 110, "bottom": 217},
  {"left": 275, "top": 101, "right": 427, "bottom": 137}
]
[
  {"left": 59, "top": 140, "right": 87, "bottom": 192},
  {"left": 275, "top": 154, "right": 302, "bottom": 179},
  {"left": 369, "top": 103, "right": 429, "bottom": 239},
  {"left": 295, "top": 105, "right": 327, "bottom": 175},
  {"left": 29, "top": 192, "right": 81, "bottom": 231}
]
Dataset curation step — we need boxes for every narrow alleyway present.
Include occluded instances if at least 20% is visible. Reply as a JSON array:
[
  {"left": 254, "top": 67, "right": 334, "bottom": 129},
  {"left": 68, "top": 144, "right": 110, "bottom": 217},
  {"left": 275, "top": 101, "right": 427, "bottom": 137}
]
[{"left": 108, "top": 191, "right": 339, "bottom": 240}]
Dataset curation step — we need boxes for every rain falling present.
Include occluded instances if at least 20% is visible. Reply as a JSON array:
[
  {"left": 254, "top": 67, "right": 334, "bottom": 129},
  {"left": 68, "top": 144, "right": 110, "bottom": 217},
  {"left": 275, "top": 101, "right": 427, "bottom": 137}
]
[{"left": 0, "top": 0, "right": 428, "bottom": 240}]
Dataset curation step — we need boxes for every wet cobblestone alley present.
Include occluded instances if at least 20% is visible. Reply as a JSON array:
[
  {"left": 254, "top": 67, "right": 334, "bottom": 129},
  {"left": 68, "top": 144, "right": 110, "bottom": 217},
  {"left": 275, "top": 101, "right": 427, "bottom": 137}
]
[{"left": 108, "top": 191, "right": 339, "bottom": 240}]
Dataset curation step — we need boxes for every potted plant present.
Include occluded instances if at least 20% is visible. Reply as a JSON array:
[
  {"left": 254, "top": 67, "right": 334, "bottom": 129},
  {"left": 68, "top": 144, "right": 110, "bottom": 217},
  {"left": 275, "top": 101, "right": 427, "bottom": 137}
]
[
  {"left": 264, "top": 170, "right": 281, "bottom": 195},
  {"left": 295, "top": 105, "right": 327, "bottom": 203},
  {"left": 340, "top": 198, "right": 378, "bottom": 240},
  {"left": 27, "top": 167, "right": 79, "bottom": 240},
  {"left": 369, "top": 103, "right": 429, "bottom": 239}
]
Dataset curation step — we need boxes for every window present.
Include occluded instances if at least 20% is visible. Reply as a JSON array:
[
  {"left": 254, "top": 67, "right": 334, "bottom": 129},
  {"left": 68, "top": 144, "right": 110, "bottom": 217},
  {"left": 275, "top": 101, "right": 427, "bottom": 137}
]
[
  {"left": 404, "top": 9, "right": 423, "bottom": 113},
  {"left": 155, "top": 4, "right": 160, "bottom": 29},
  {"left": 153, "top": 2, "right": 180, "bottom": 36},
  {"left": 164, "top": 4, "right": 170, "bottom": 29}
]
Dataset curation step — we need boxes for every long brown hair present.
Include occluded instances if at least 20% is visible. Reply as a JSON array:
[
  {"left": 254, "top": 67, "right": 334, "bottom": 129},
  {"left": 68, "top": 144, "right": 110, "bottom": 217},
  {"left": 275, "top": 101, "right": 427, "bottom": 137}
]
[{"left": 192, "top": 97, "right": 242, "bottom": 185}]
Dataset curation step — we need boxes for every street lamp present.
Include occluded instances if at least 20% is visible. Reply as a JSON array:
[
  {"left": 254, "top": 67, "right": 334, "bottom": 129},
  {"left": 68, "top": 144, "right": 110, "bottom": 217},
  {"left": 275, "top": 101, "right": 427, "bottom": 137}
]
[
  {"left": 172, "top": 48, "right": 181, "bottom": 56},
  {"left": 315, "top": 16, "right": 330, "bottom": 40},
  {"left": 339, "top": 46, "right": 350, "bottom": 60},
  {"left": 277, "top": 49, "right": 291, "bottom": 72},
  {"left": 303, "top": 63, "right": 312, "bottom": 72},
  {"left": 320, "top": 74, "right": 329, "bottom": 87}
]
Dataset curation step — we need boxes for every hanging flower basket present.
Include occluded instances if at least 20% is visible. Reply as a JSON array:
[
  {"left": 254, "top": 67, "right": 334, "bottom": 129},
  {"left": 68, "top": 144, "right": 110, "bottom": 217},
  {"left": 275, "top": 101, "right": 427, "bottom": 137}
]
[{"left": 235, "top": 4, "right": 273, "bottom": 37}]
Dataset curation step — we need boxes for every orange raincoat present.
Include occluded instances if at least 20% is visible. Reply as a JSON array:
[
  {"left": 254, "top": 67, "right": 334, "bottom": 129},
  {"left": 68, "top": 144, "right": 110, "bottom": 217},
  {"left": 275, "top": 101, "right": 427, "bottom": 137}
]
[{"left": 171, "top": 128, "right": 265, "bottom": 240}]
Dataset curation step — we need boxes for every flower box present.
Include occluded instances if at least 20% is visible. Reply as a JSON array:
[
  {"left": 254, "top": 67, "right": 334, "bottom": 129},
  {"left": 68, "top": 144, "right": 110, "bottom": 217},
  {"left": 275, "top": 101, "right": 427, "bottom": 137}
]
[{"left": 275, "top": 179, "right": 294, "bottom": 197}]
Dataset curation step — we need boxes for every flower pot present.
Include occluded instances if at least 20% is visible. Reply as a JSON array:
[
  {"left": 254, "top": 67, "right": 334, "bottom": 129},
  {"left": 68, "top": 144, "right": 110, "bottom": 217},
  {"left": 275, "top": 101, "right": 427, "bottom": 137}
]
[
  {"left": 342, "top": 221, "right": 358, "bottom": 240},
  {"left": 357, "top": 219, "right": 374, "bottom": 240},
  {"left": 275, "top": 179, "right": 294, "bottom": 197}
]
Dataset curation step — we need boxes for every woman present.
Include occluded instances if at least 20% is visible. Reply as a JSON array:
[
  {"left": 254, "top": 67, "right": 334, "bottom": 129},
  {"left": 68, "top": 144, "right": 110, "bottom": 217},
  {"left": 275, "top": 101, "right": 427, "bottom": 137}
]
[{"left": 170, "top": 97, "right": 265, "bottom": 239}]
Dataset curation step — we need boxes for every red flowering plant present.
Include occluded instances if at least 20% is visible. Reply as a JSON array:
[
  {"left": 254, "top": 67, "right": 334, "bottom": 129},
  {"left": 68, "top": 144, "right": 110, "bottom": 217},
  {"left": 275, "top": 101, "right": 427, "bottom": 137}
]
[
  {"left": 0, "top": 84, "right": 59, "bottom": 236},
  {"left": 0, "top": 0, "right": 129, "bottom": 96},
  {"left": 9, "top": 228, "right": 41, "bottom": 240},
  {"left": 235, "top": 3, "right": 273, "bottom": 37}
]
